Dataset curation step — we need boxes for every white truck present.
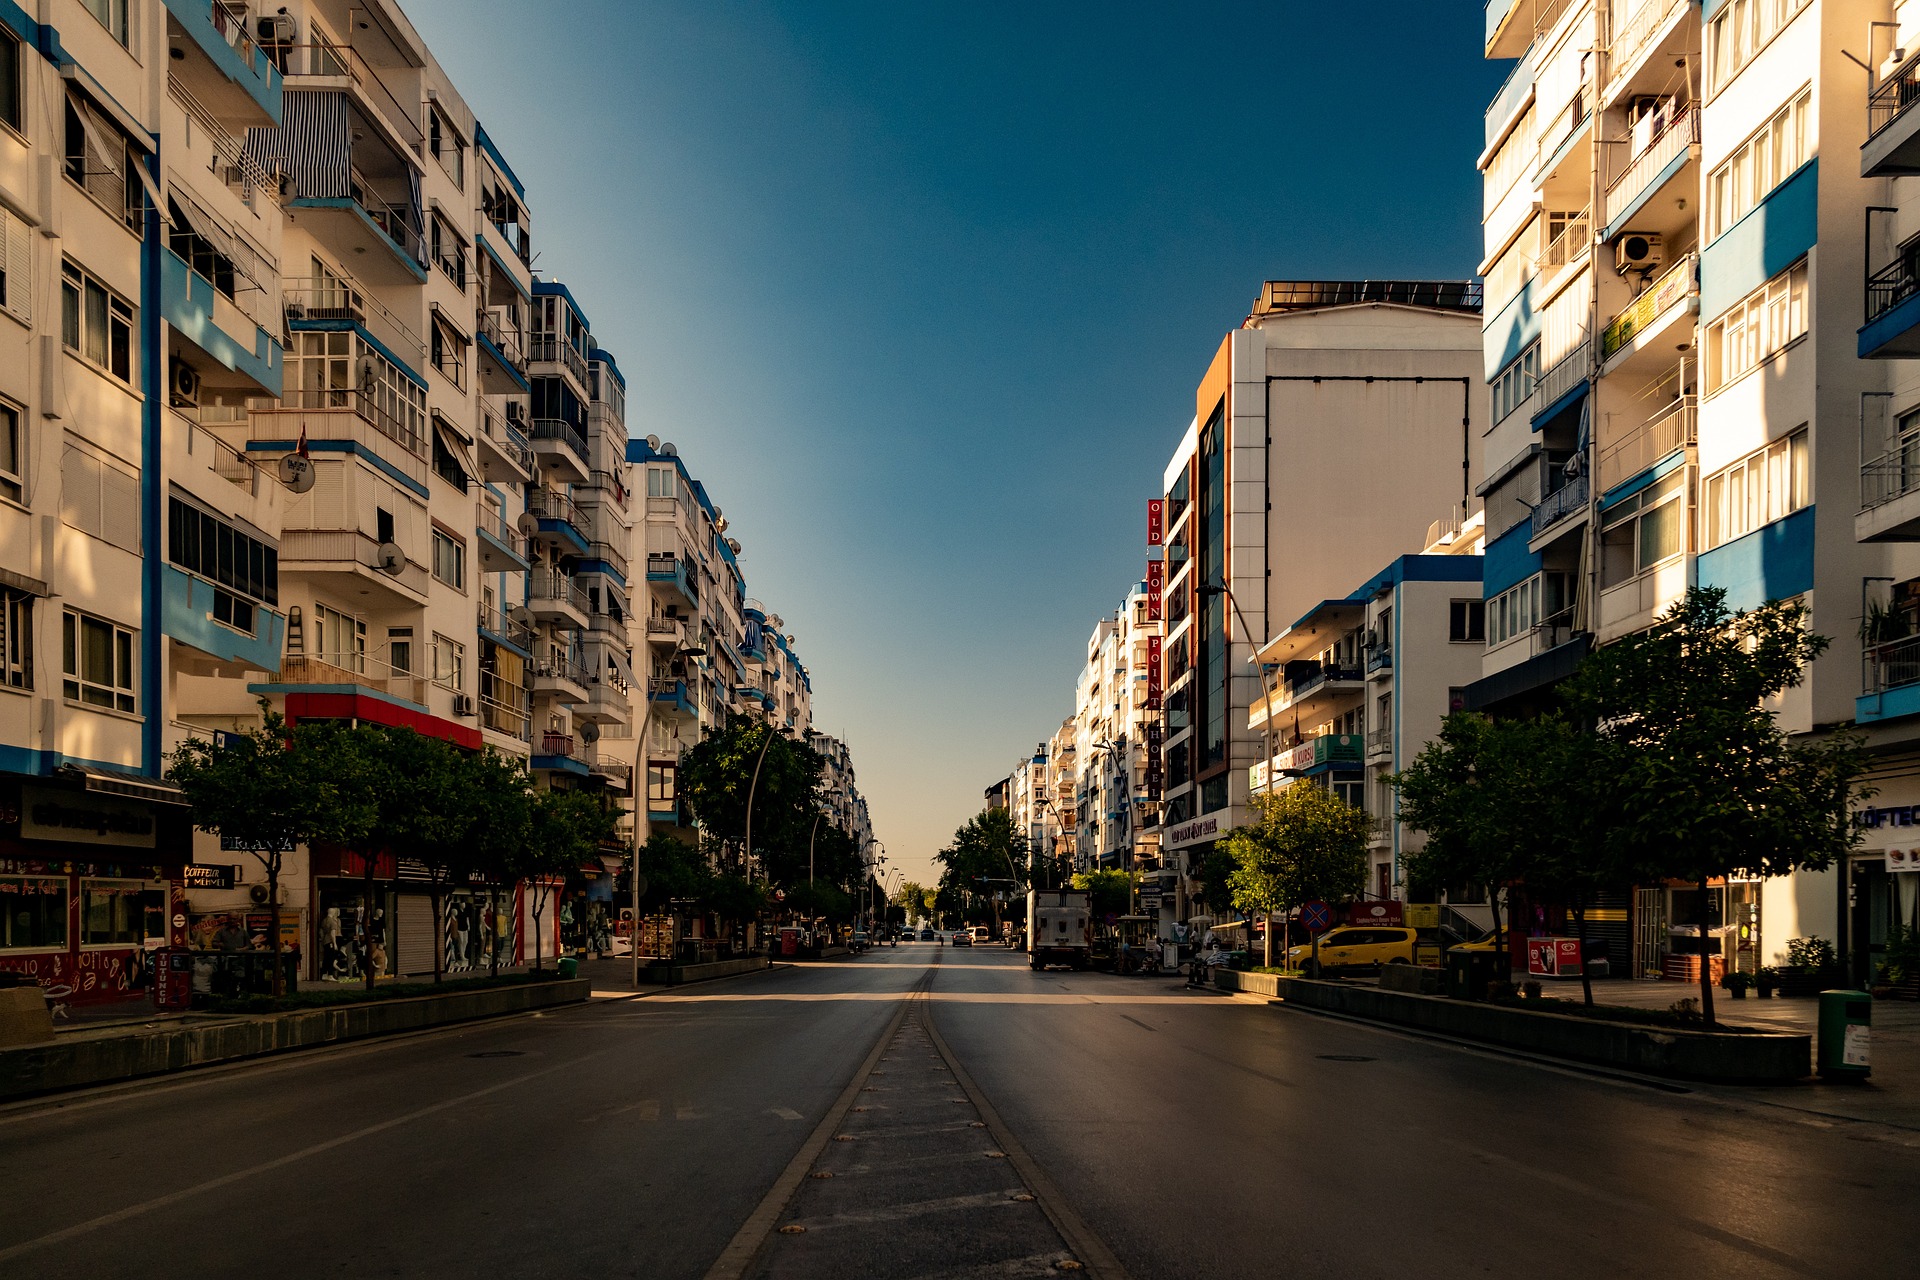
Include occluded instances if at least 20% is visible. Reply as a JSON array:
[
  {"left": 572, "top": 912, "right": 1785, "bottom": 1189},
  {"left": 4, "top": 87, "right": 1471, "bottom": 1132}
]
[{"left": 1026, "top": 888, "right": 1092, "bottom": 971}]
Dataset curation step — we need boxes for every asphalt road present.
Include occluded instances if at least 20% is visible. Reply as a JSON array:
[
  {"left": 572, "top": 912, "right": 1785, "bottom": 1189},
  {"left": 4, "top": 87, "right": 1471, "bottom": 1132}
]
[{"left": 1, "top": 944, "right": 1913, "bottom": 1279}]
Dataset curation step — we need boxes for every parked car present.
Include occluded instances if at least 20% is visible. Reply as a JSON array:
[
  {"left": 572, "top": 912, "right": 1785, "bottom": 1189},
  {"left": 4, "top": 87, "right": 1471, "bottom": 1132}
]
[
  {"left": 920, "top": 929, "right": 936, "bottom": 941},
  {"left": 969, "top": 926, "right": 991, "bottom": 944},
  {"left": 1286, "top": 926, "right": 1416, "bottom": 973},
  {"left": 951, "top": 932, "right": 972, "bottom": 948}
]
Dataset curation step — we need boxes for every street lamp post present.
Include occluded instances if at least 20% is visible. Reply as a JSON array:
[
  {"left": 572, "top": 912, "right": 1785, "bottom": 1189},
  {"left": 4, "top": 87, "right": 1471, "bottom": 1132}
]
[{"left": 741, "top": 723, "right": 779, "bottom": 881}]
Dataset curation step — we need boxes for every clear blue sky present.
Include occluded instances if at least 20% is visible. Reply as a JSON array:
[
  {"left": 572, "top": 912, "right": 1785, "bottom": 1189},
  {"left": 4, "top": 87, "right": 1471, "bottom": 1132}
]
[{"left": 407, "top": 0, "right": 1504, "bottom": 884}]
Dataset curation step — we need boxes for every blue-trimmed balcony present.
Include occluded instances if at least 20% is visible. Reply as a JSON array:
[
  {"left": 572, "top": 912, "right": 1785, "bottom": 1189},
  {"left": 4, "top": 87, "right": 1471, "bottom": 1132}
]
[
  {"left": 647, "top": 553, "right": 698, "bottom": 609},
  {"left": 1860, "top": 636, "right": 1920, "bottom": 725},
  {"left": 525, "top": 488, "right": 591, "bottom": 557},
  {"left": 162, "top": 251, "right": 282, "bottom": 397},
  {"left": 1861, "top": 246, "right": 1920, "bottom": 359},
  {"left": 477, "top": 602, "right": 534, "bottom": 659},
  {"left": 162, "top": 567, "right": 285, "bottom": 674},
  {"left": 649, "top": 677, "right": 698, "bottom": 719},
  {"left": 476, "top": 510, "right": 531, "bottom": 573},
  {"left": 283, "top": 275, "right": 427, "bottom": 385},
  {"left": 476, "top": 309, "right": 531, "bottom": 395},
  {"left": 531, "top": 730, "right": 591, "bottom": 777},
  {"left": 1600, "top": 104, "right": 1697, "bottom": 243},
  {"left": 162, "top": 0, "right": 282, "bottom": 126},
  {"left": 528, "top": 418, "right": 590, "bottom": 484}
]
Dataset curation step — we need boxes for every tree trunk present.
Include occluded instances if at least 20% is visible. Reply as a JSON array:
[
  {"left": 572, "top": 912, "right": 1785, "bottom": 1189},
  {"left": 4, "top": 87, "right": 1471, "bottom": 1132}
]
[
  {"left": 1263, "top": 911, "right": 1274, "bottom": 968},
  {"left": 266, "top": 856, "right": 284, "bottom": 1003},
  {"left": 1487, "top": 882, "right": 1505, "bottom": 982},
  {"left": 1697, "top": 875, "right": 1716, "bottom": 1028},
  {"left": 1574, "top": 896, "right": 1592, "bottom": 1008}
]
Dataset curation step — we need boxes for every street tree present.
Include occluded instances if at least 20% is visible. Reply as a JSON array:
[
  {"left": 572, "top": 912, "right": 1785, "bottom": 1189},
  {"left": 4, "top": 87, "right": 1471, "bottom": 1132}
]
[
  {"left": 436, "top": 750, "right": 534, "bottom": 979},
  {"left": 1070, "top": 868, "right": 1134, "bottom": 922},
  {"left": 679, "top": 717, "right": 824, "bottom": 878},
  {"left": 1392, "top": 713, "right": 1514, "bottom": 971},
  {"left": 1560, "top": 587, "right": 1871, "bottom": 1025},
  {"left": 166, "top": 705, "right": 345, "bottom": 1001},
  {"left": 1223, "top": 783, "right": 1370, "bottom": 969},
  {"left": 936, "top": 808, "right": 1022, "bottom": 931},
  {"left": 518, "top": 788, "right": 620, "bottom": 972}
]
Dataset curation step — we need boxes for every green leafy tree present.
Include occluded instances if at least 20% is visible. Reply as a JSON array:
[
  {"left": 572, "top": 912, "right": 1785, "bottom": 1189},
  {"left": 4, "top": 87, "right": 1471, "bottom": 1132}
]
[
  {"left": 679, "top": 716, "right": 825, "bottom": 878},
  {"left": 436, "top": 750, "right": 534, "bottom": 979},
  {"left": 1223, "top": 784, "right": 1369, "bottom": 969},
  {"left": 166, "top": 705, "right": 342, "bottom": 1001},
  {"left": 936, "top": 808, "right": 1022, "bottom": 930},
  {"left": 1070, "top": 868, "right": 1135, "bottom": 921},
  {"left": 518, "top": 788, "right": 620, "bottom": 972},
  {"left": 1560, "top": 588, "right": 1871, "bottom": 1025},
  {"left": 1392, "top": 713, "right": 1514, "bottom": 969},
  {"left": 1188, "top": 844, "right": 1238, "bottom": 918}
]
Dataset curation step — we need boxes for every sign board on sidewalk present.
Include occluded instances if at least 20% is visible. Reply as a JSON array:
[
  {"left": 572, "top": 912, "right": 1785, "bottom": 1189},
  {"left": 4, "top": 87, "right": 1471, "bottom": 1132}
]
[{"left": 1526, "top": 936, "right": 1584, "bottom": 978}]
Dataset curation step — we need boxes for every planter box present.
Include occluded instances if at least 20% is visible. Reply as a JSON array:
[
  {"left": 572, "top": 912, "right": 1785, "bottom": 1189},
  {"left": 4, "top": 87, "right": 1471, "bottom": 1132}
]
[
  {"left": 1775, "top": 968, "right": 1846, "bottom": 998},
  {"left": 1215, "top": 970, "right": 1808, "bottom": 1084},
  {"left": 0, "top": 978, "right": 590, "bottom": 1102}
]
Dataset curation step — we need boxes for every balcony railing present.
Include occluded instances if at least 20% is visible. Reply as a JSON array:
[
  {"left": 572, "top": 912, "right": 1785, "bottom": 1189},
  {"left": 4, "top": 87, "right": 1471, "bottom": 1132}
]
[
  {"left": 1866, "top": 238, "right": 1920, "bottom": 325},
  {"left": 538, "top": 731, "right": 578, "bottom": 759},
  {"left": 526, "top": 486, "right": 585, "bottom": 531},
  {"left": 477, "top": 401, "right": 534, "bottom": 475},
  {"left": 587, "top": 539, "right": 629, "bottom": 577},
  {"left": 1601, "top": 253, "right": 1696, "bottom": 358},
  {"left": 282, "top": 42, "right": 424, "bottom": 153},
  {"left": 1536, "top": 339, "right": 1591, "bottom": 410},
  {"left": 592, "top": 755, "right": 633, "bottom": 788},
  {"left": 342, "top": 164, "right": 426, "bottom": 266},
  {"left": 1861, "top": 435, "right": 1920, "bottom": 511},
  {"left": 588, "top": 468, "right": 629, "bottom": 509},
  {"left": 1602, "top": 103, "right": 1698, "bottom": 226},
  {"left": 529, "top": 571, "right": 590, "bottom": 613},
  {"left": 1541, "top": 206, "right": 1590, "bottom": 271},
  {"left": 166, "top": 74, "right": 277, "bottom": 203},
  {"left": 1868, "top": 635, "right": 1920, "bottom": 694},
  {"left": 476, "top": 307, "right": 528, "bottom": 372},
  {"left": 1598, "top": 396, "right": 1694, "bottom": 492},
  {"left": 477, "top": 509, "right": 526, "bottom": 557},
  {"left": 254, "top": 388, "right": 426, "bottom": 461},
  {"left": 1871, "top": 56, "right": 1920, "bottom": 138},
  {"left": 477, "top": 602, "right": 536, "bottom": 652},
  {"left": 1608, "top": 0, "right": 1691, "bottom": 82},
  {"left": 1533, "top": 85, "right": 1592, "bottom": 180},
  {"left": 533, "top": 655, "right": 590, "bottom": 689},
  {"left": 528, "top": 417, "right": 589, "bottom": 463},
  {"left": 1366, "top": 645, "right": 1393, "bottom": 674},
  {"left": 1366, "top": 726, "right": 1393, "bottom": 757},
  {"left": 282, "top": 274, "right": 426, "bottom": 374},
  {"left": 277, "top": 653, "right": 428, "bottom": 706},
  {"left": 1531, "top": 470, "right": 1589, "bottom": 537},
  {"left": 529, "top": 334, "right": 591, "bottom": 387},
  {"left": 478, "top": 692, "right": 530, "bottom": 741}
]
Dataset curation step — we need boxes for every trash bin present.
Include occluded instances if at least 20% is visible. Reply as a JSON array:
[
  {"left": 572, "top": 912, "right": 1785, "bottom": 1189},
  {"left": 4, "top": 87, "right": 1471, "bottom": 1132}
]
[
  {"left": 1816, "top": 989, "right": 1871, "bottom": 1080},
  {"left": 1446, "top": 948, "right": 1500, "bottom": 1000},
  {"left": 556, "top": 956, "right": 579, "bottom": 979}
]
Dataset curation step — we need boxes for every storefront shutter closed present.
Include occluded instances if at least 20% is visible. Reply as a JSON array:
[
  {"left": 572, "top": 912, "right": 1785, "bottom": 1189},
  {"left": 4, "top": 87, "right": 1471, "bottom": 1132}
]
[{"left": 396, "top": 894, "right": 435, "bottom": 977}]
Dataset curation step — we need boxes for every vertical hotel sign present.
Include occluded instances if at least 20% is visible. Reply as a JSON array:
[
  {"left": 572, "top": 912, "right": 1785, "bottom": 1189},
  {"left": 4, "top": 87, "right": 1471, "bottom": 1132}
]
[
  {"left": 1146, "top": 560, "right": 1163, "bottom": 621},
  {"left": 1146, "top": 635, "right": 1163, "bottom": 710},
  {"left": 1146, "top": 498, "right": 1165, "bottom": 622},
  {"left": 1147, "top": 499, "right": 1164, "bottom": 547}
]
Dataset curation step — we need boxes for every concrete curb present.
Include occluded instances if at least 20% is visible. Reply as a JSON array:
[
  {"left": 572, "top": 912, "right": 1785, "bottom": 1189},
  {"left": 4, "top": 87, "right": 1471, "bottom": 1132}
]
[
  {"left": 1215, "top": 970, "right": 1811, "bottom": 1084},
  {"left": 0, "top": 978, "right": 591, "bottom": 1102},
  {"left": 638, "top": 956, "right": 775, "bottom": 986}
]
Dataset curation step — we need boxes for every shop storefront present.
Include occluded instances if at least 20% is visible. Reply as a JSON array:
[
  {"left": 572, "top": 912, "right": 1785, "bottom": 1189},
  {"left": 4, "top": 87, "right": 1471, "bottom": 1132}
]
[
  {"left": 0, "top": 774, "right": 193, "bottom": 1008},
  {"left": 1850, "top": 800, "right": 1920, "bottom": 986},
  {"left": 1629, "top": 880, "right": 1763, "bottom": 983}
]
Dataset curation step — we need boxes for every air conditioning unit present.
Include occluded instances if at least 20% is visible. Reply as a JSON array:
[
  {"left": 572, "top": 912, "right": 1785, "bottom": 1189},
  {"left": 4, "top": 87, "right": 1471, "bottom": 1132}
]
[
  {"left": 452, "top": 693, "right": 475, "bottom": 717},
  {"left": 1362, "top": 629, "right": 1380, "bottom": 650},
  {"left": 1616, "top": 232, "right": 1664, "bottom": 275},
  {"left": 256, "top": 13, "right": 297, "bottom": 44},
  {"left": 248, "top": 883, "right": 287, "bottom": 905},
  {"left": 170, "top": 358, "right": 201, "bottom": 408}
]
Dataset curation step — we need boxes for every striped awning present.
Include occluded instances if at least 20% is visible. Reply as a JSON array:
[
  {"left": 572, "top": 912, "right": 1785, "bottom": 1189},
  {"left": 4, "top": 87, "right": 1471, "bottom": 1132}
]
[{"left": 245, "top": 90, "right": 351, "bottom": 200}]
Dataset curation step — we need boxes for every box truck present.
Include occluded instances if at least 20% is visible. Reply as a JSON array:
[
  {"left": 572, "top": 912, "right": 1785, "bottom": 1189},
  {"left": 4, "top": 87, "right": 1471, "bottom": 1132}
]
[{"left": 1027, "top": 888, "right": 1092, "bottom": 971}]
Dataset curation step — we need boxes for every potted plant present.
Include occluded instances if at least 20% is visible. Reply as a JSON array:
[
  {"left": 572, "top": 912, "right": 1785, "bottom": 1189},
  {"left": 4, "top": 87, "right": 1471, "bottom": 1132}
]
[
  {"left": 1779, "top": 936, "right": 1840, "bottom": 996},
  {"left": 1724, "top": 970, "right": 1753, "bottom": 999},
  {"left": 1755, "top": 966, "right": 1777, "bottom": 999}
]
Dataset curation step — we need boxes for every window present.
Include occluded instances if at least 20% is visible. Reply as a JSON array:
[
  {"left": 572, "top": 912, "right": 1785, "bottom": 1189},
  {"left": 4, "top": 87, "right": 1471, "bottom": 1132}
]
[
  {"left": 431, "top": 430, "right": 470, "bottom": 492},
  {"left": 430, "top": 214, "right": 467, "bottom": 289},
  {"left": 62, "top": 610, "right": 136, "bottom": 713},
  {"left": 1448, "top": 600, "right": 1486, "bottom": 643},
  {"left": 81, "top": 0, "right": 129, "bottom": 44},
  {"left": 168, "top": 498, "right": 278, "bottom": 634},
  {"left": 0, "top": 399, "right": 19, "bottom": 502},
  {"left": 0, "top": 27, "right": 19, "bottom": 131},
  {"left": 167, "top": 197, "right": 236, "bottom": 298},
  {"left": 64, "top": 97, "right": 143, "bottom": 232},
  {"left": 0, "top": 587, "right": 31, "bottom": 690},
  {"left": 1706, "top": 262, "right": 1807, "bottom": 392},
  {"left": 430, "top": 318, "right": 466, "bottom": 391},
  {"left": 0, "top": 206, "right": 29, "bottom": 325},
  {"left": 431, "top": 528, "right": 467, "bottom": 591},
  {"left": 1705, "top": 90, "right": 1811, "bottom": 242},
  {"left": 388, "top": 626, "right": 414, "bottom": 675},
  {"left": 1704, "top": 429, "right": 1809, "bottom": 551},
  {"left": 1201, "top": 775, "right": 1228, "bottom": 814},
  {"left": 432, "top": 633, "right": 465, "bottom": 691},
  {"left": 61, "top": 442, "right": 140, "bottom": 552},
  {"left": 286, "top": 332, "right": 426, "bottom": 454},
  {"left": 1600, "top": 470, "right": 1688, "bottom": 588},
  {"left": 80, "top": 879, "right": 161, "bottom": 946},
  {"left": 0, "top": 876, "right": 67, "bottom": 950},
  {"left": 1491, "top": 345, "right": 1539, "bottom": 423},
  {"left": 1486, "top": 574, "right": 1572, "bottom": 648},
  {"left": 1708, "top": 0, "right": 1811, "bottom": 96},
  {"left": 61, "top": 262, "right": 136, "bottom": 384},
  {"left": 428, "top": 108, "right": 465, "bottom": 189},
  {"left": 314, "top": 602, "right": 366, "bottom": 671}
]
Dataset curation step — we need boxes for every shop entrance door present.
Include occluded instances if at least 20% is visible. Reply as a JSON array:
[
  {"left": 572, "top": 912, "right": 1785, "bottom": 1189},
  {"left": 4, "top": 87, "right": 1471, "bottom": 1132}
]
[
  {"left": 1633, "top": 888, "right": 1667, "bottom": 979},
  {"left": 1851, "top": 860, "right": 1893, "bottom": 987}
]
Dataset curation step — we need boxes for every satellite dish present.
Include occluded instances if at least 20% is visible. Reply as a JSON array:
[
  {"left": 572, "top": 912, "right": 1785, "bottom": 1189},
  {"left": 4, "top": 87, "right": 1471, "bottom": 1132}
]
[
  {"left": 660, "top": 442, "right": 678, "bottom": 456},
  {"left": 516, "top": 511, "right": 541, "bottom": 538},
  {"left": 645, "top": 434, "right": 660, "bottom": 450},
  {"left": 280, "top": 453, "right": 316, "bottom": 494},
  {"left": 578, "top": 720, "right": 601, "bottom": 744},
  {"left": 726, "top": 537, "right": 741, "bottom": 554},
  {"left": 375, "top": 541, "right": 404, "bottom": 575},
  {"left": 509, "top": 604, "right": 536, "bottom": 627},
  {"left": 714, "top": 516, "right": 728, "bottom": 533}
]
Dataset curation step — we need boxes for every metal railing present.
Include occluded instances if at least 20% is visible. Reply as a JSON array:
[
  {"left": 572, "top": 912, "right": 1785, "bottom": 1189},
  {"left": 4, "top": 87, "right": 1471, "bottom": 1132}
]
[
  {"left": 538, "top": 731, "right": 578, "bottom": 759},
  {"left": 1541, "top": 206, "right": 1590, "bottom": 270},
  {"left": 205, "top": 0, "right": 270, "bottom": 74},
  {"left": 588, "top": 539, "right": 629, "bottom": 577},
  {"left": 1868, "top": 634, "right": 1920, "bottom": 693},
  {"left": 166, "top": 74, "right": 278, "bottom": 203},
  {"left": 525, "top": 487, "right": 585, "bottom": 530},
  {"left": 1603, "top": 104, "right": 1698, "bottom": 227},
  {"left": 282, "top": 274, "right": 427, "bottom": 373},
  {"left": 1535, "top": 339, "right": 1590, "bottom": 410},
  {"left": 592, "top": 755, "right": 633, "bottom": 788},
  {"left": 1608, "top": 0, "right": 1691, "bottom": 81},
  {"left": 1531, "top": 470, "right": 1589, "bottom": 537},
  {"left": 529, "top": 334, "right": 591, "bottom": 387},
  {"left": 529, "top": 570, "right": 590, "bottom": 614},
  {"left": 1866, "top": 238, "right": 1920, "bottom": 325},
  {"left": 281, "top": 42, "right": 424, "bottom": 153},
  {"left": 476, "top": 509, "right": 526, "bottom": 557},
  {"left": 277, "top": 652, "right": 428, "bottom": 705},
  {"left": 1861, "top": 434, "right": 1920, "bottom": 511},
  {"left": 1533, "top": 85, "right": 1591, "bottom": 180},
  {"left": 476, "top": 601, "right": 536, "bottom": 652},
  {"left": 478, "top": 691, "right": 530, "bottom": 741},
  {"left": 1366, "top": 646, "right": 1393, "bottom": 674},
  {"left": 1366, "top": 726, "right": 1393, "bottom": 757},
  {"left": 528, "top": 417, "right": 589, "bottom": 463},
  {"left": 1871, "top": 55, "right": 1920, "bottom": 137},
  {"left": 1600, "top": 254, "right": 1695, "bottom": 358},
  {"left": 476, "top": 308, "right": 527, "bottom": 372},
  {"left": 646, "top": 616, "right": 684, "bottom": 642},
  {"left": 533, "top": 655, "right": 590, "bottom": 688},
  {"left": 588, "top": 469, "right": 628, "bottom": 509},
  {"left": 476, "top": 401, "right": 534, "bottom": 475},
  {"left": 1598, "top": 396, "right": 1694, "bottom": 492},
  {"left": 254, "top": 388, "right": 427, "bottom": 461}
]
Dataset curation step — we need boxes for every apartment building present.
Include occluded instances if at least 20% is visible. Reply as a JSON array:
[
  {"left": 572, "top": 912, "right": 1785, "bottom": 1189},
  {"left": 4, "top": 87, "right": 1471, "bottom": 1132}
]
[
  {"left": 1476, "top": 0, "right": 1893, "bottom": 980},
  {"left": 1068, "top": 582, "right": 1162, "bottom": 874},
  {"left": 1156, "top": 281, "right": 1487, "bottom": 913}
]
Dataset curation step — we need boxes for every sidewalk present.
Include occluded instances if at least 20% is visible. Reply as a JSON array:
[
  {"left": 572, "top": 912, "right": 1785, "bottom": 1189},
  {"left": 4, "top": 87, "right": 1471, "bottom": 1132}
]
[{"left": 1537, "top": 978, "right": 1920, "bottom": 1129}]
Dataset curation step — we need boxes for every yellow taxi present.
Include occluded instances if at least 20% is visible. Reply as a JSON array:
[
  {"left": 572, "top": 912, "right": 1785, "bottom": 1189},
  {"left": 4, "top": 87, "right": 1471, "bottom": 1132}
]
[{"left": 1286, "top": 925, "right": 1417, "bottom": 973}]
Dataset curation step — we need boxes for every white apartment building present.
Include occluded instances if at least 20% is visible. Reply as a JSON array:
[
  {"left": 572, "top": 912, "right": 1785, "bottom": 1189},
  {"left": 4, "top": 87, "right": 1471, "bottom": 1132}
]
[
  {"left": 1476, "top": 0, "right": 1901, "bottom": 981},
  {"left": 1156, "top": 281, "right": 1488, "bottom": 918},
  {"left": 1069, "top": 582, "right": 1161, "bottom": 874}
]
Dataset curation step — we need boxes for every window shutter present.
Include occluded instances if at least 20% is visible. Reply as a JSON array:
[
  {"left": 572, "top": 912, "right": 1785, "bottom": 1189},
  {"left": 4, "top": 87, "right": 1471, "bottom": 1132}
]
[{"left": 1, "top": 209, "right": 28, "bottom": 324}]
